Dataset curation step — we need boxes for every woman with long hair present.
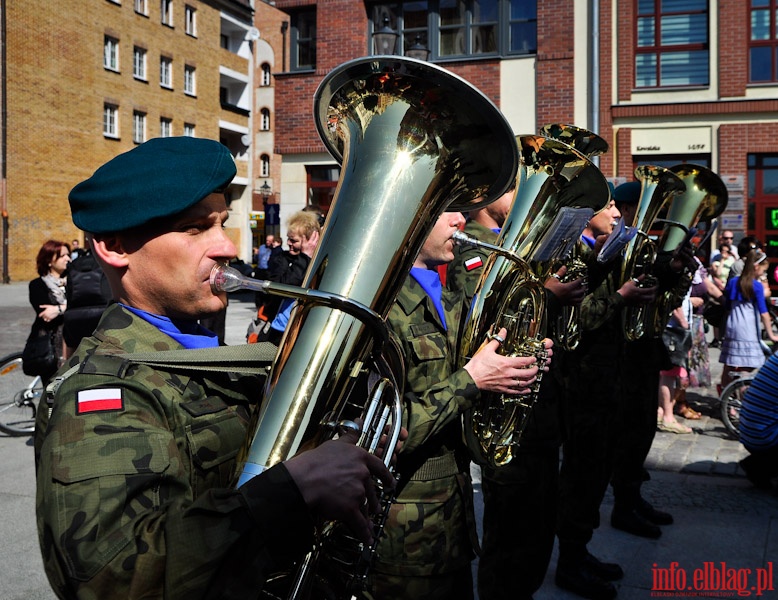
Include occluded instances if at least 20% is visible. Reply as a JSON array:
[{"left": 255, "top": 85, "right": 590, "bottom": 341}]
[
  {"left": 719, "top": 249, "right": 778, "bottom": 390},
  {"left": 28, "top": 239, "right": 71, "bottom": 380}
]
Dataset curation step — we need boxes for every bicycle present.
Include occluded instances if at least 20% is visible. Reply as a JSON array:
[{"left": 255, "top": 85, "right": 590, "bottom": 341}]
[
  {"left": 718, "top": 373, "right": 750, "bottom": 440},
  {"left": 0, "top": 352, "right": 43, "bottom": 436}
]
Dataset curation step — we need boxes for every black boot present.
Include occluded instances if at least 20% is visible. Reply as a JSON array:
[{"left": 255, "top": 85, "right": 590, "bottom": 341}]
[
  {"left": 556, "top": 559, "right": 617, "bottom": 600},
  {"left": 635, "top": 497, "right": 673, "bottom": 525},
  {"left": 611, "top": 507, "right": 662, "bottom": 539},
  {"left": 583, "top": 550, "right": 624, "bottom": 581}
]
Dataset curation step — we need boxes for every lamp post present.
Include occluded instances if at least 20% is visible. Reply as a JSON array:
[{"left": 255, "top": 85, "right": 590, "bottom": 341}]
[{"left": 373, "top": 16, "right": 399, "bottom": 55}]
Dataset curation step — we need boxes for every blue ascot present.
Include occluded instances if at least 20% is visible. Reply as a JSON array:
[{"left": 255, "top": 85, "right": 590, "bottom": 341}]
[
  {"left": 410, "top": 267, "right": 447, "bottom": 331},
  {"left": 121, "top": 304, "right": 220, "bottom": 349}
]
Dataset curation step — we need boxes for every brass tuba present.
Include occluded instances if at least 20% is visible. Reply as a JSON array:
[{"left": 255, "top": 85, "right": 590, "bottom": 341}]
[
  {"left": 620, "top": 165, "right": 686, "bottom": 341},
  {"left": 457, "top": 134, "right": 610, "bottom": 467},
  {"left": 539, "top": 124, "right": 610, "bottom": 350},
  {"left": 647, "top": 164, "right": 728, "bottom": 335},
  {"left": 215, "top": 56, "right": 519, "bottom": 598}
]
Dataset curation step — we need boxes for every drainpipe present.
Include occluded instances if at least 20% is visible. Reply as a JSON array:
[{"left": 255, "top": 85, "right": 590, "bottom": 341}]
[
  {"left": 1, "top": 0, "right": 8, "bottom": 283},
  {"left": 590, "top": 0, "right": 600, "bottom": 168}
]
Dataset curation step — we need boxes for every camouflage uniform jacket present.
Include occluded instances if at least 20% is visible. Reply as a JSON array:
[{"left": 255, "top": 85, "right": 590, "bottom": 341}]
[
  {"left": 373, "top": 275, "right": 480, "bottom": 577},
  {"left": 446, "top": 219, "right": 497, "bottom": 299},
  {"left": 36, "top": 304, "right": 315, "bottom": 600}
]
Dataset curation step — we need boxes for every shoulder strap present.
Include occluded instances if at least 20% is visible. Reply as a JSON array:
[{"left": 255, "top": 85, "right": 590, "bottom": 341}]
[{"left": 118, "top": 342, "right": 278, "bottom": 375}]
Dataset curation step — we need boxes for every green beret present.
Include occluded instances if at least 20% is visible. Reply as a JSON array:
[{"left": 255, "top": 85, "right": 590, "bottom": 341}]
[
  {"left": 613, "top": 181, "right": 642, "bottom": 205},
  {"left": 69, "top": 137, "right": 236, "bottom": 233}
]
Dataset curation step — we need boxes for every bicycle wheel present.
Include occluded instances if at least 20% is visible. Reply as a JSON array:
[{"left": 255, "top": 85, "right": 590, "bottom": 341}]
[
  {"left": 719, "top": 377, "right": 750, "bottom": 440},
  {"left": 0, "top": 352, "right": 41, "bottom": 436}
]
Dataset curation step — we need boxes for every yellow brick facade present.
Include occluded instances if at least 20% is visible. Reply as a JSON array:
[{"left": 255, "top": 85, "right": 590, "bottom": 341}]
[{"left": 2, "top": 0, "right": 251, "bottom": 282}]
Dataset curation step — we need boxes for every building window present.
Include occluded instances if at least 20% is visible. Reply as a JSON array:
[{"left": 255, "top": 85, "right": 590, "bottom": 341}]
[
  {"left": 749, "top": 0, "right": 778, "bottom": 82},
  {"left": 306, "top": 165, "right": 339, "bottom": 215},
  {"left": 260, "top": 154, "right": 270, "bottom": 177},
  {"left": 291, "top": 8, "right": 316, "bottom": 71},
  {"left": 371, "top": 0, "right": 536, "bottom": 60},
  {"left": 635, "top": 0, "right": 709, "bottom": 88},
  {"left": 748, "top": 154, "right": 778, "bottom": 260},
  {"left": 135, "top": 0, "right": 147, "bottom": 15},
  {"left": 160, "top": 117, "right": 172, "bottom": 137},
  {"left": 184, "top": 65, "right": 196, "bottom": 95},
  {"left": 103, "top": 103, "right": 119, "bottom": 137},
  {"left": 160, "top": 56, "right": 172, "bottom": 88},
  {"left": 133, "top": 47, "right": 147, "bottom": 80},
  {"left": 261, "top": 62, "right": 272, "bottom": 86},
  {"left": 260, "top": 108, "right": 271, "bottom": 131},
  {"left": 161, "top": 0, "right": 173, "bottom": 26},
  {"left": 133, "top": 111, "right": 146, "bottom": 143},
  {"left": 185, "top": 5, "right": 196, "bottom": 36},
  {"left": 184, "top": 123, "right": 196, "bottom": 137},
  {"left": 104, "top": 36, "right": 119, "bottom": 71}
]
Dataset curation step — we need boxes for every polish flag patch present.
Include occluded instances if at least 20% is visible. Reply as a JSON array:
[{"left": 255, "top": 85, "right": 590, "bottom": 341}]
[
  {"left": 77, "top": 388, "right": 124, "bottom": 414},
  {"left": 464, "top": 256, "right": 484, "bottom": 271}
]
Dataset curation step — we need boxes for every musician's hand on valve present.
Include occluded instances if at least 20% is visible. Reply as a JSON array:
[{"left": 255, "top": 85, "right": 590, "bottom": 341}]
[
  {"left": 617, "top": 274, "right": 658, "bottom": 306},
  {"left": 463, "top": 327, "right": 540, "bottom": 396},
  {"left": 283, "top": 431, "right": 396, "bottom": 545},
  {"left": 544, "top": 265, "right": 586, "bottom": 306},
  {"left": 671, "top": 241, "right": 696, "bottom": 273}
]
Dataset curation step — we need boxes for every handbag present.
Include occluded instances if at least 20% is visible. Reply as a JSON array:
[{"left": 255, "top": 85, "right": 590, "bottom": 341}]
[
  {"left": 22, "top": 328, "right": 58, "bottom": 378},
  {"left": 703, "top": 297, "right": 727, "bottom": 328},
  {"left": 661, "top": 326, "right": 692, "bottom": 368}
]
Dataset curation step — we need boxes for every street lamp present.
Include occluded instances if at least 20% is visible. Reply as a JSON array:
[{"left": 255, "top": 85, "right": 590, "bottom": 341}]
[
  {"left": 260, "top": 180, "right": 272, "bottom": 201},
  {"left": 373, "top": 16, "right": 398, "bottom": 55},
  {"left": 405, "top": 35, "right": 430, "bottom": 61}
]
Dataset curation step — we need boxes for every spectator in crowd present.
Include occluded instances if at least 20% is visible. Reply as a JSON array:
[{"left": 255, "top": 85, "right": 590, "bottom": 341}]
[{"left": 738, "top": 352, "right": 778, "bottom": 491}]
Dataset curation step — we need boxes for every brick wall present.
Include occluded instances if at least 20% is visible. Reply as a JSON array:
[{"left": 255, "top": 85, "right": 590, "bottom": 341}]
[
  {"left": 3, "top": 0, "right": 245, "bottom": 282},
  {"left": 535, "top": 0, "right": 575, "bottom": 128}
]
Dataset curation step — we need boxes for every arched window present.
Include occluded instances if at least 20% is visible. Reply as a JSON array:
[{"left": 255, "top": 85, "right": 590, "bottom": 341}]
[
  {"left": 261, "top": 154, "right": 270, "bottom": 177},
  {"left": 261, "top": 63, "right": 271, "bottom": 86},
  {"left": 260, "top": 108, "right": 270, "bottom": 131}
]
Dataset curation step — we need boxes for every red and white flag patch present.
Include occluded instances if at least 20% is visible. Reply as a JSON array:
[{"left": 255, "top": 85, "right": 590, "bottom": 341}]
[
  {"left": 464, "top": 256, "right": 484, "bottom": 271},
  {"left": 77, "top": 388, "right": 124, "bottom": 414}
]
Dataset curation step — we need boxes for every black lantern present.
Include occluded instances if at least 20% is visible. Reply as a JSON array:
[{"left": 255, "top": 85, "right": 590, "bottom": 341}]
[
  {"left": 373, "top": 16, "right": 399, "bottom": 55},
  {"left": 260, "top": 180, "right": 272, "bottom": 201},
  {"left": 405, "top": 35, "right": 430, "bottom": 61}
]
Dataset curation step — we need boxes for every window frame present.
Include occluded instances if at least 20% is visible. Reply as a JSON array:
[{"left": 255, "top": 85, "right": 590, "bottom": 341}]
[
  {"left": 103, "top": 103, "right": 119, "bottom": 138},
  {"left": 161, "top": 0, "right": 173, "bottom": 27},
  {"left": 261, "top": 63, "right": 272, "bottom": 86},
  {"left": 633, "top": 0, "right": 710, "bottom": 89},
  {"left": 749, "top": 0, "right": 778, "bottom": 83},
  {"left": 184, "top": 123, "right": 196, "bottom": 137},
  {"left": 184, "top": 64, "right": 196, "bottom": 96},
  {"left": 135, "top": 0, "right": 148, "bottom": 15},
  {"left": 290, "top": 8, "right": 317, "bottom": 71},
  {"left": 260, "top": 154, "right": 270, "bottom": 177},
  {"left": 133, "top": 46, "right": 147, "bottom": 80},
  {"left": 104, "top": 36, "right": 119, "bottom": 71},
  {"left": 260, "top": 108, "right": 271, "bottom": 131},
  {"left": 368, "top": 0, "right": 537, "bottom": 62},
  {"left": 160, "top": 56, "right": 173, "bottom": 88},
  {"left": 133, "top": 110, "right": 147, "bottom": 144},
  {"left": 185, "top": 5, "right": 197, "bottom": 36},
  {"left": 160, "top": 117, "right": 173, "bottom": 137}
]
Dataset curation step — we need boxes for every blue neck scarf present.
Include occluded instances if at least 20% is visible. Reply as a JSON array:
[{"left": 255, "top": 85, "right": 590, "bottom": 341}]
[
  {"left": 410, "top": 267, "right": 447, "bottom": 331},
  {"left": 121, "top": 304, "right": 220, "bottom": 349},
  {"left": 581, "top": 234, "right": 596, "bottom": 248}
]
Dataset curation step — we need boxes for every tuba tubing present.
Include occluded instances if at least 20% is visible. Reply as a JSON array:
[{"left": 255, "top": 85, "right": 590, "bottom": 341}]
[{"left": 230, "top": 55, "right": 520, "bottom": 599}]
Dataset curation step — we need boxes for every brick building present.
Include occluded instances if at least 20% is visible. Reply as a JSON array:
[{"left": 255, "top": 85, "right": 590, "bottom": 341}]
[
  {"left": 263, "top": 0, "right": 778, "bottom": 285},
  {"left": 1, "top": 0, "right": 256, "bottom": 282}
]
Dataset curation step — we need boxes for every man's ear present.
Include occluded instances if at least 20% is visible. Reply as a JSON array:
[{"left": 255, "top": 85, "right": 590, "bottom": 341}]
[{"left": 91, "top": 233, "right": 130, "bottom": 269}]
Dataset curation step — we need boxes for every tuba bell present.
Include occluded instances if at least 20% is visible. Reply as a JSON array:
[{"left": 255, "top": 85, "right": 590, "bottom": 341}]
[
  {"left": 539, "top": 124, "right": 611, "bottom": 350},
  {"left": 620, "top": 165, "right": 686, "bottom": 341},
  {"left": 214, "top": 56, "right": 519, "bottom": 598},
  {"left": 647, "top": 164, "right": 728, "bottom": 335},
  {"left": 456, "top": 134, "right": 610, "bottom": 467}
]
